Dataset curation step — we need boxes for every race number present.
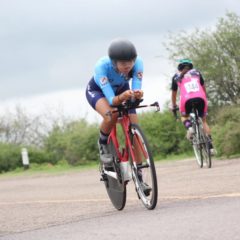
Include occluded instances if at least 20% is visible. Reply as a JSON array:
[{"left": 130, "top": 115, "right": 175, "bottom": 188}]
[{"left": 184, "top": 79, "right": 199, "bottom": 93}]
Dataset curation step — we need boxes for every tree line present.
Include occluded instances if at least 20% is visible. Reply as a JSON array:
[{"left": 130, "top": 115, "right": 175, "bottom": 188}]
[{"left": 0, "top": 12, "right": 240, "bottom": 172}]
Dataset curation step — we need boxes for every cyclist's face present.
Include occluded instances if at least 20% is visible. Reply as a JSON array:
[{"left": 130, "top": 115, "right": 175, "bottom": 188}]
[{"left": 116, "top": 60, "right": 135, "bottom": 74}]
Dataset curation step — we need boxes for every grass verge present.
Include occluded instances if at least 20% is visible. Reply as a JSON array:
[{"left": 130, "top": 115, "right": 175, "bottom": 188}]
[{"left": 0, "top": 160, "right": 98, "bottom": 178}]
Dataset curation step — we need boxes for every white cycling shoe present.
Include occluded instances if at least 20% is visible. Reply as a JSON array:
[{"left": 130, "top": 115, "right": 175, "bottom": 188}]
[{"left": 98, "top": 141, "right": 113, "bottom": 165}]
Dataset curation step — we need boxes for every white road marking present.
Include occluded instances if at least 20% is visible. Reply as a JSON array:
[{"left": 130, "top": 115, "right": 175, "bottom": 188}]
[{"left": 0, "top": 193, "right": 240, "bottom": 205}]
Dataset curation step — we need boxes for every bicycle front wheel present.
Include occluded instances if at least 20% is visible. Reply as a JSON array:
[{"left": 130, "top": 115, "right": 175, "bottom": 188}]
[
  {"left": 198, "top": 119, "right": 212, "bottom": 168},
  {"left": 100, "top": 139, "right": 126, "bottom": 210},
  {"left": 129, "top": 123, "right": 158, "bottom": 210}
]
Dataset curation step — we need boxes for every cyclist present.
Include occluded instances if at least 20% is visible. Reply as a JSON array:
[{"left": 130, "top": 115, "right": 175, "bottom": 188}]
[
  {"left": 86, "top": 38, "right": 151, "bottom": 193},
  {"left": 171, "top": 59, "right": 215, "bottom": 155}
]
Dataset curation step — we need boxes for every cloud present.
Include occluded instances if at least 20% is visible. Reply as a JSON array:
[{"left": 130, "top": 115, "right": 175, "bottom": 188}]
[{"left": 1, "top": 0, "right": 240, "bottom": 100}]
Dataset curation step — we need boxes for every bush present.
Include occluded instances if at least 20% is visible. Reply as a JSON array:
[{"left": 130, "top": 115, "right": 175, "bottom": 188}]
[
  {"left": 138, "top": 110, "right": 191, "bottom": 158},
  {"left": 0, "top": 144, "right": 59, "bottom": 173},
  {"left": 0, "top": 143, "right": 22, "bottom": 172},
  {"left": 44, "top": 119, "right": 99, "bottom": 165},
  {"left": 212, "top": 104, "right": 240, "bottom": 157},
  {"left": 28, "top": 148, "right": 58, "bottom": 165}
]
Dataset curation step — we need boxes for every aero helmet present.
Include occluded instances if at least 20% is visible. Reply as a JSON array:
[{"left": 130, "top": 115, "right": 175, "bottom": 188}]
[{"left": 108, "top": 39, "right": 137, "bottom": 61}]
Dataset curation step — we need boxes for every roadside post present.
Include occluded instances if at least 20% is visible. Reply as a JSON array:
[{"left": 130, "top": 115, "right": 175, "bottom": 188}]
[{"left": 21, "top": 148, "right": 30, "bottom": 170}]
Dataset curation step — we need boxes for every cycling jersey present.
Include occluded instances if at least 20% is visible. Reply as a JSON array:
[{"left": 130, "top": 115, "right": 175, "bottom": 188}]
[
  {"left": 171, "top": 69, "right": 204, "bottom": 91},
  {"left": 92, "top": 56, "right": 143, "bottom": 105},
  {"left": 171, "top": 69, "right": 208, "bottom": 116}
]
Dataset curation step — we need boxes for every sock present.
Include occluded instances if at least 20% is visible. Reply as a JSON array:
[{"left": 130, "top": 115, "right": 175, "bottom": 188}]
[
  {"left": 183, "top": 120, "right": 192, "bottom": 129},
  {"left": 99, "top": 130, "right": 109, "bottom": 145}
]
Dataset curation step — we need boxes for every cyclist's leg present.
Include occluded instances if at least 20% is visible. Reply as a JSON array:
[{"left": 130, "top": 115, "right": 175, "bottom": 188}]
[
  {"left": 197, "top": 99, "right": 210, "bottom": 136},
  {"left": 86, "top": 78, "right": 118, "bottom": 133},
  {"left": 86, "top": 82, "right": 117, "bottom": 163},
  {"left": 181, "top": 99, "right": 193, "bottom": 139},
  {"left": 180, "top": 99, "right": 190, "bottom": 125},
  {"left": 95, "top": 98, "right": 119, "bottom": 163},
  {"left": 196, "top": 99, "right": 211, "bottom": 138},
  {"left": 201, "top": 116, "right": 216, "bottom": 153},
  {"left": 95, "top": 98, "right": 118, "bottom": 132},
  {"left": 202, "top": 116, "right": 210, "bottom": 135},
  {"left": 197, "top": 100, "right": 215, "bottom": 155}
]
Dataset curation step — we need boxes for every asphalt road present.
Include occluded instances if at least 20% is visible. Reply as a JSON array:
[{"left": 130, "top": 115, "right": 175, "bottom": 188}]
[{"left": 0, "top": 158, "right": 240, "bottom": 240}]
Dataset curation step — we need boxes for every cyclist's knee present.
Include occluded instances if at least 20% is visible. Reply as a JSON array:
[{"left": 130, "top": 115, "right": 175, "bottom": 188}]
[{"left": 102, "top": 110, "right": 118, "bottom": 123}]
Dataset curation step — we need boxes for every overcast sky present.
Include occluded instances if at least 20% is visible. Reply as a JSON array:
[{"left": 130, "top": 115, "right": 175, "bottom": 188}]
[{"left": 0, "top": 0, "right": 240, "bottom": 121}]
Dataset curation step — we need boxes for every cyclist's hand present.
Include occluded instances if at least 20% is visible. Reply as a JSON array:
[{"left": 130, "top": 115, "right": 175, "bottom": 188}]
[
  {"left": 172, "top": 105, "right": 178, "bottom": 113},
  {"left": 120, "top": 90, "right": 134, "bottom": 101},
  {"left": 172, "top": 105, "right": 179, "bottom": 119},
  {"left": 133, "top": 90, "right": 143, "bottom": 99}
]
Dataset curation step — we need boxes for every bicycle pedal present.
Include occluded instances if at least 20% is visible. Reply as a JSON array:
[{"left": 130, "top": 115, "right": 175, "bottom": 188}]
[
  {"left": 144, "top": 189, "right": 151, "bottom": 197},
  {"left": 100, "top": 174, "right": 108, "bottom": 182}
]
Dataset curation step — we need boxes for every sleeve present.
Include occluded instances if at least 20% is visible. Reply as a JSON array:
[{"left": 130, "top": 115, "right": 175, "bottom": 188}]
[
  {"left": 94, "top": 60, "right": 115, "bottom": 105},
  {"left": 131, "top": 57, "right": 143, "bottom": 90},
  {"left": 170, "top": 74, "right": 178, "bottom": 91},
  {"left": 199, "top": 72, "right": 205, "bottom": 86}
]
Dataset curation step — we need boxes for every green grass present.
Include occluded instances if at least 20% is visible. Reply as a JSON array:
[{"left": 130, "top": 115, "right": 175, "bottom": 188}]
[
  {"left": 0, "top": 154, "right": 192, "bottom": 178},
  {"left": 1, "top": 152, "right": 239, "bottom": 179},
  {"left": 0, "top": 160, "right": 98, "bottom": 179}
]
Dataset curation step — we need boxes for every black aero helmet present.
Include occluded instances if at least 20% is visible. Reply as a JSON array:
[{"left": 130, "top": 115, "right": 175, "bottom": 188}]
[
  {"left": 177, "top": 59, "right": 193, "bottom": 71},
  {"left": 108, "top": 39, "right": 137, "bottom": 61}
]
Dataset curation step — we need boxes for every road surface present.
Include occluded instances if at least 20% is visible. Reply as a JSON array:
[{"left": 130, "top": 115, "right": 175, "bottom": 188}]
[{"left": 0, "top": 158, "right": 239, "bottom": 240}]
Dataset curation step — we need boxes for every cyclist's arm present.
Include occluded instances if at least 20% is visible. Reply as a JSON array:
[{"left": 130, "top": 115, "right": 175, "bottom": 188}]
[
  {"left": 94, "top": 60, "right": 117, "bottom": 105},
  {"left": 199, "top": 72, "right": 207, "bottom": 95},
  {"left": 131, "top": 57, "right": 143, "bottom": 90},
  {"left": 171, "top": 74, "right": 178, "bottom": 108},
  {"left": 171, "top": 90, "right": 178, "bottom": 108}
]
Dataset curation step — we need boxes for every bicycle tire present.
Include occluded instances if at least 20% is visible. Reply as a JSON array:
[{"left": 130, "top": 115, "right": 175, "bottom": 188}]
[
  {"left": 198, "top": 119, "right": 212, "bottom": 168},
  {"left": 100, "top": 139, "right": 126, "bottom": 210},
  {"left": 129, "top": 123, "right": 158, "bottom": 210},
  {"left": 192, "top": 121, "right": 203, "bottom": 168}
]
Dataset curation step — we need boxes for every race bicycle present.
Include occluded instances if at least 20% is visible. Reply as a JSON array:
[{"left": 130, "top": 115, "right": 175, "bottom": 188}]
[
  {"left": 100, "top": 99, "right": 159, "bottom": 210},
  {"left": 173, "top": 103, "right": 212, "bottom": 168}
]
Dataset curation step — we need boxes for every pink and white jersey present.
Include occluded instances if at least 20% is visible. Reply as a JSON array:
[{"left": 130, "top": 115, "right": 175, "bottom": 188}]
[{"left": 177, "top": 69, "right": 207, "bottom": 114}]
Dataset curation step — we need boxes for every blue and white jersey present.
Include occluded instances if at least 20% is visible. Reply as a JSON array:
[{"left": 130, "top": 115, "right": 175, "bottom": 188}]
[{"left": 93, "top": 56, "right": 143, "bottom": 105}]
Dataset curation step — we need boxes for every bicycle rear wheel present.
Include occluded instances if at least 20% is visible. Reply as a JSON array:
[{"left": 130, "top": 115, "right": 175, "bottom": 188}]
[
  {"left": 100, "top": 139, "right": 126, "bottom": 210},
  {"left": 129, "top": 123, "right": 158, "bottom": 210}
]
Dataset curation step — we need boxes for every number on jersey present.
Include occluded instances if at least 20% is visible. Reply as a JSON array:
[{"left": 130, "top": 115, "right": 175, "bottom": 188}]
[{"left": 184, "top": 79, "right": 199, "bottom": 93}]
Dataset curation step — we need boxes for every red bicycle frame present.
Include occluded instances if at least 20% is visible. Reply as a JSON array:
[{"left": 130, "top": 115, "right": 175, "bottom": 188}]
[{"left": 108, "top": 113, "right": 148, "bottom": 166}]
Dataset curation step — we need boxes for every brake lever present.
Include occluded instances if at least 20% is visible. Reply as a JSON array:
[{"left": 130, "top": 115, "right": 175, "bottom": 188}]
[{"left": 150, "top": 101, "right": 160, "bottom": 112}]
